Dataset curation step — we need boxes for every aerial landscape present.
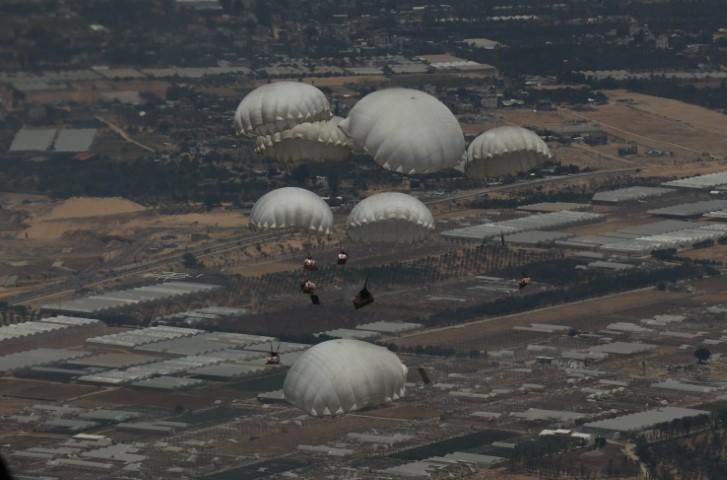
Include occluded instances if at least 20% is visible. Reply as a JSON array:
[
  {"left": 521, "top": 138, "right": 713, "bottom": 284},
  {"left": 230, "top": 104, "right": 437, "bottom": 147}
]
[{"left": 3, "top": 1, "right": 727, "bottom": 479}]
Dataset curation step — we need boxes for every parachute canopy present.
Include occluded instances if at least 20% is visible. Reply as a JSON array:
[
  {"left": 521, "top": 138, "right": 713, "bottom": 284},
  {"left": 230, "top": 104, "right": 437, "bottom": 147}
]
[
  {"left": 347, "top": 192, "right": 435, "bottom": 243},
  {"left": 234, "top": 81, "right": 331, "bottom": 136},
  {"left": 250, "top": 187, "right": 333, "bottom": 234},
  {"left": 465, "top": 126, "right": 552, "bottom": 178},
  {"left": 339, "top": 88, "right": 465, "bottom": 175},
  {"left": 283, "top": 339, "right": 407, "bottom": 416},
  {"left": 255, "top": 116, "right": 354, "bottom": 163}
]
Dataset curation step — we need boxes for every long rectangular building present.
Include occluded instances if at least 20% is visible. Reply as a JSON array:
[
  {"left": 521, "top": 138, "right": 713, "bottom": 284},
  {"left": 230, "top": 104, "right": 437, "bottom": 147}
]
[
  {"left": 592, "top": 186, "right": 675, "bottom": 204},
  {"left": 584, "top": 407, "right": 709, "bottom": 435},
  {"left": 42, "top": 281, "right": 220, "bottom": 315},
  {"left": 647, "top": 199, "right": 727, "bottom": 218},
  {"left": 663, "top": 171, "right": 727, "bottom": 190},
  {"left": 442, "top": 211, "right": 603, "bottom": 242}
]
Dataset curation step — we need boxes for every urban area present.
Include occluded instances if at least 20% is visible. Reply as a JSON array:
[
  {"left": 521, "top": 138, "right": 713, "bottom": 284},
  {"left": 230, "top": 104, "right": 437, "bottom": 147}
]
[{"left": 2, "top": 0, "right": 727, "bottom": 479}]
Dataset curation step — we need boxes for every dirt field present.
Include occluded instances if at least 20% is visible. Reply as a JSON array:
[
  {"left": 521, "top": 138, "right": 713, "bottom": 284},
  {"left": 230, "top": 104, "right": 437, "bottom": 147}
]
[
  {"left": 391, "top": 288, "right": 688, "bottom": 349},
  {"left": 560, "top": 91, "right": 727, "bottom": 163},
  {"left": 471, "top": 89, "right": 727, "bottom": 177},
  {"left": 605, "top": 90, "right": 727, "bottom": 140},
  {"left": 0, "top": 378, "right": 100, "bottom": 402},
  {"left": 681, "top": 243, "right": 727, "bottom": 264},
  {"left": 19, "top": 201, "right": 248, "bottom": 241},
  {"left": 44, "top": 197, "right": 145, "bottom": 220}
]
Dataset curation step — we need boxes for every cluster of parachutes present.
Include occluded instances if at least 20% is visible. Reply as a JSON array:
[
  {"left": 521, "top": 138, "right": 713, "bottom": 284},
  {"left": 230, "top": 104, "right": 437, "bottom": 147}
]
[
  {"left": 249, "top": 186, "right": 434, "bottom": 244},
  {"left": 232, "top": 82, "right": 554, "bottom": 417},
  {"left": 235, "top": 81, "right": 552, "bottom": 177}
]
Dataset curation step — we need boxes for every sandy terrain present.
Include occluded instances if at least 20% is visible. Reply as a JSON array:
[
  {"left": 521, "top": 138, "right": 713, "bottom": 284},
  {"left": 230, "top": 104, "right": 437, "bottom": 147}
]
[
  {"left": 19, "top": 197, "right": 248, "bottom": 240},
  {"left": 151, "top": 212, "right": 248, "bottom": 228},
  {"left": 44, "top": 197, "right": 145, "bottom": 220},
  {"left": 560, "top": 92, "right": 727, "bottom": 161},
  {"left": 681, "top": 244, "right": 727, "bottom": 264},
  {"left": 606, "top": 90, "right": 727, "bottom": 139},
  {"left": 0, "top": 378, "right": 99, "bottom": 402},
  {"left": 477, "top": 90, "right": 727, "bottom": 177}
]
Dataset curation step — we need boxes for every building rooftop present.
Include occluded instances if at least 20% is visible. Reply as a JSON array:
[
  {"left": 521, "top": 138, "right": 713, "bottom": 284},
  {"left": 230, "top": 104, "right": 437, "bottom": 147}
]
[
  {"left": 647, "top": 199, "right": 727, "bottom": 218},
  {"left": 131, "top": 376, "right": 204, "bottom": 390},
  {"left": 651, "top": 379, "right": 718, "bottom": 393},
  {"left": 87, "top": 326, "right": 203, "bottom": 348},
  {"left": 662, "top": 171, "right": 727, "bottom": 190},
  {"left": 518, "top": 202, "right": 589, "bottom": 212},
  {"left": 512, "top": 408, "right": 587, "bottom": 422},
  {"left": 135, "top": 331, "right": 274, "bottom": 355},
  {"left": 43, "top": 281, "right": 220, "bottom": 314},
  {"left": 319, "top": 328, "right": 381, "bottom": 340},
  {"left": 463, "top": 37, "right": 507, "bottom": 49},
  {"left": 355, "top": 321, "right": 424, "bottom": 334},
  {"left": 592, "top": 186, "right": 676, "bottom": 204},
  {"left": 590, "top": 341, "right": 656, "bottom": 355},
  {"left": 0, "top": 348, "right": 91, "bottom": 373},
  {"left": 38, "top": 419, "right": 99, "bottom": 433},
  {"left": 78, "top": 410, "right": 141, "bottom": 423},
  {"left": 442, "top": 211, "right": 603, "bottom": 241},
  {"left": 585, "top": 407, "right": 710, "bottom": 432},
  {"left": 9, "top": 128, "right": 57, "bottom": 152},
  {"left": 505, "top": 230, "right": 573, "bottom": 246},
  {"left": 53, "top": 128, "right": 97, "bottom": 152}
]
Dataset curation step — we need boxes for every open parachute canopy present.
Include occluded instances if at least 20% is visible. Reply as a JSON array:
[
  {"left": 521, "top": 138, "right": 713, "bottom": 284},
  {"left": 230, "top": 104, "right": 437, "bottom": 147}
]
[
  {"left": 339, "top": 88, "right": 465, "bottom": 175},
  {"left": 346, "top": 192, "right": 435, "bottom": 243},
  {"left": 249, "top": 187, "right": 333, "bottom": 234},
  {"left": 465, "top": 126, "right": 552, "bottom": 179},
  {"left": 255, "top": 116, "right": 354, "bottom": 163},
  {"left": 234, "top": 81, "right": 331, "bottom": 137},
  {"left": 283, "top": 339, "right": 408, "bottom": 416}
]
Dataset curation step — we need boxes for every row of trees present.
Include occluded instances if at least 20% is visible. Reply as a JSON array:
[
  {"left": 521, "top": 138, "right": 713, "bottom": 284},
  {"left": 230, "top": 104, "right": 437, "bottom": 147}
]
[
  {"left": 509, "top": 436, "right": 638, "bottom": 479},
  {"left": 635, "top": 408, "right": 727, "bottom": 479},
  {"left": 426, "top": 262, "right": 717, "bottom": 327},
  {"left": 232, "top": 245, "right": 560, "bottom": 305},
  {"left": 583, "top": 77, "right": 727, "bottom": 111}
]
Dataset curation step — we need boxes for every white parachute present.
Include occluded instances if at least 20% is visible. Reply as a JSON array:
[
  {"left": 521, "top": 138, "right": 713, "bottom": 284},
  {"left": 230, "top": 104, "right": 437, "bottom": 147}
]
[
  {"left": 234, "top": 81, "right": 331, "bottom": 136},
  {"left": 339, "top": 88, "right": 465, "bottom": 175},
  {"left": 465, "top": 126, "right": 552, "bottom": 178},
  {"left": 346, "top": 192, "right": 435, "bottom": 243},
  {"left": 283, "top": 339, "right": 408, "bottom": 416},
  {"left": 255, "top": 116, "right": 354, "bottom": 162},
  {"left": 249, "top": 187, "right": 333, "bottom": 234}
]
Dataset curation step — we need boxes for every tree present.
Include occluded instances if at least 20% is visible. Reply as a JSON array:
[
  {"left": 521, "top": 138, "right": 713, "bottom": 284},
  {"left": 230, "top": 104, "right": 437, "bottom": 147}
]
[
  {"left": 182, "top": 252, "right": 201, "bottom": 269},
  {"left": 695, "top": 346, "right": 711, "bottom": 364}
]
